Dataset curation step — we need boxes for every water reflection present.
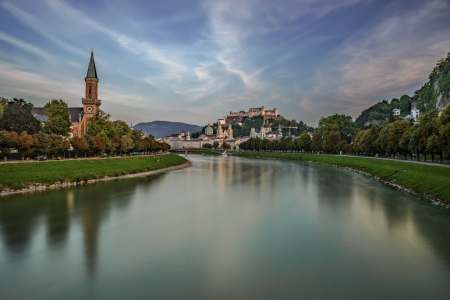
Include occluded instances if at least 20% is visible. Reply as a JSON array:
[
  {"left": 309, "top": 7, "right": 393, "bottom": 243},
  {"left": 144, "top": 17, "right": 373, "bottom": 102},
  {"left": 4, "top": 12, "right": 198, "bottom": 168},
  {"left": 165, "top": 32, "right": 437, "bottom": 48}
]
[
  {"left": 1, "top": 156, "right": 450, "bottom": 299},
  {"left": 0, "top": 174, "right": 165, "bottom": 276}
]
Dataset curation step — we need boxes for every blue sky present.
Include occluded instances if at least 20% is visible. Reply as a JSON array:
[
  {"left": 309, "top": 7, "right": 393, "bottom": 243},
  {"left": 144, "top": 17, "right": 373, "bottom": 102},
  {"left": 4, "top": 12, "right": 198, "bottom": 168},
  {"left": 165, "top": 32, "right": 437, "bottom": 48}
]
[{"left": 0, "top": 0, "right": 449, "bottom": 126}]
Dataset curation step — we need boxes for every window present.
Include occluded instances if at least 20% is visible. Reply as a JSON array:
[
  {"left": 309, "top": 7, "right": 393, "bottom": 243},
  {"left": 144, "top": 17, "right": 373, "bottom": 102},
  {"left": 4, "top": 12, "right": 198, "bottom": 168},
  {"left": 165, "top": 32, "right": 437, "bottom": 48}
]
[{"left": 89, "top": 86, "right": 91, "bottom": 94}]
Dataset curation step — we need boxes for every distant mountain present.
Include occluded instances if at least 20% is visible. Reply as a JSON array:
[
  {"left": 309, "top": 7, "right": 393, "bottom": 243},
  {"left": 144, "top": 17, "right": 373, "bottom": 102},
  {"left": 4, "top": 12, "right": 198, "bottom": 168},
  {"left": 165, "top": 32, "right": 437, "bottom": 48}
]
[{"left": 132, "top": 121, "right": 203, "bottom": 138}]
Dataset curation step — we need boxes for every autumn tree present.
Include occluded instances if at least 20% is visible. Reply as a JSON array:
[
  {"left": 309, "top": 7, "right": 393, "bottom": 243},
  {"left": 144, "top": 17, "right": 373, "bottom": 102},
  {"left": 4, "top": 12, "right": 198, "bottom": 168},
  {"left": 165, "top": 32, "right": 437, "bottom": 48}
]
[
  {"left": 43, "top": 99, "right": 72, "bottom": 136},
  {"left": 0, "top": 130, "right": 18, "bottom": 161},
  {"left": 97, "top": 131, "right": 110, "bottom": 156},
  {"left": 70, "top": 136, "right": 89, "bottom": 159},
  {"left": 311, "top": 132, "right": 322, "bottom": 152},
  {"left": 121, "top": 135, "right": 134, "bottom": 155},
  {"left": 110, "top": 136, "right": 122, "bottom": 156},
  {"left": 16, "top": 132, "right": 38, "bottom": 160},
  {"left": 213, "top": 141, "right": 219, "bottom": 149},
  {"left": 92, "top": 136, "right": 106, "bottom": 155}
]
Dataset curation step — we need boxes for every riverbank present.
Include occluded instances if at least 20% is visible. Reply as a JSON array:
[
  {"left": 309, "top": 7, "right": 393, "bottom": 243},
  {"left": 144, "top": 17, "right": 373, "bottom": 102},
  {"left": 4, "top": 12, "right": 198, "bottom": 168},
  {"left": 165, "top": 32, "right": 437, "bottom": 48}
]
[
  {"left": 0, "top": 154, "right": 188, "bottom": 194},
  {"left": 234, "top": 152, "right": 450, "bottom": 204},
  {"left": 193, "top": 150, "right": 220, "bottom": 155}
]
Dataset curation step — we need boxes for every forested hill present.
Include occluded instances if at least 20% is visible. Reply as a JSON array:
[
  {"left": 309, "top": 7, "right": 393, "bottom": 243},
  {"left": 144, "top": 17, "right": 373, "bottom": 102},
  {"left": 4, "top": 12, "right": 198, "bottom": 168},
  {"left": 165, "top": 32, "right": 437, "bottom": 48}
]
[
  {"left": 132, "top": 121, "right": 202, "bottom": 138},
  {"left": 355, "top": 52, "right": 450, "bottom": 128},
  {"left": 414, "top": 53, "right": 450, "bottom": 112}
]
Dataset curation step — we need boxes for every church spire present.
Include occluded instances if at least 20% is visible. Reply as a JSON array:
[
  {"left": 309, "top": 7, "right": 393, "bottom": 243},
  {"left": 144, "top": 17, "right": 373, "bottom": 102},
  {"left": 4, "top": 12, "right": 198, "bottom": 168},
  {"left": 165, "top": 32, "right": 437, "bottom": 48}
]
[{"left": 86, "top": 49, "right": 98, "bottom": 79}]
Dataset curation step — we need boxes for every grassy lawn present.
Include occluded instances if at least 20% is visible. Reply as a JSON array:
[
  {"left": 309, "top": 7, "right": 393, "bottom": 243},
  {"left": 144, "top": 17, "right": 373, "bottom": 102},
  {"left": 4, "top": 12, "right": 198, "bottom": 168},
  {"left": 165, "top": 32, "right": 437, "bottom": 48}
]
[
  {"left": 0, "top": 154, "right": 187, "bottom": 191},
  {"left": 235, "top": 152, "right": 450, "bottom": 202},
  {"left": 193, "top": 150, "right": 221, "bottom": 155}
]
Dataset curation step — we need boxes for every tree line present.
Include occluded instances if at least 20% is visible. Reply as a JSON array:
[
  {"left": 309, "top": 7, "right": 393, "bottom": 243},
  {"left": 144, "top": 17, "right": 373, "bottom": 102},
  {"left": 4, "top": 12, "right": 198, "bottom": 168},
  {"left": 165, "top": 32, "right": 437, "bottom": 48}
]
[
  {"left": 0, "top": 98, "right": 170, "bottom": 161},
  {"left": 238, "top": 107, "right": 450, "bottom": 163}
]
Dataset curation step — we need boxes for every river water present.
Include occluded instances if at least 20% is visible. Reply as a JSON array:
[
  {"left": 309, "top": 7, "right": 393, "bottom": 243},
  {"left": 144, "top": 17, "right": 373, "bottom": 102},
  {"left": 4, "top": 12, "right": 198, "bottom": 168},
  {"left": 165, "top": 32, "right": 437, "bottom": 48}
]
[{"left": 1, "top": 155, "right": 450, "bottom": 299}]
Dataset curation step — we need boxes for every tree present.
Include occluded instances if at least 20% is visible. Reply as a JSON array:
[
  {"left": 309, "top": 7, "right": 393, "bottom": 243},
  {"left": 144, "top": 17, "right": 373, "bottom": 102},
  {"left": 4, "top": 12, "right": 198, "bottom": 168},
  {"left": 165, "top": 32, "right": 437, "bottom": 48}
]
[
  {"left": 92, "top": 136, "right": 106, "bottom": 155},
  {"left": 319, "top": 114, "right": 356, "bottom": 142},
  {"left": 222, "top": 142, "right": 231, "bottom": 150},
  {"left": 362, "top": 126, "right": 380, "bottom": 155},
  {"left": 43, "top": 99, "right": 72, "bottom": 136},
  {"left": 437, "top": 105, "right": 450, "bottom": 156},
  {"left": 112, "top": 120, "right": 132, "bottom": 138},
  {"left": 322, "top": 124, "right": 341, "bottom": 153},
  {"left": 409, "top": 127, "right": 422, "bottom": 161},
  {"left": 48, "top": 134, "right": 63, "bottom": 160},
  {"left": 202, "top": 143, "right": 212, "bottom": 149},
  {"left": 97, "top": 131, "right": 111, "bottom": 156},
  {"left": 16, "top": 131, "right": 37, "bottom": 160},
  {"left": 110, "top": 136, "right": 122, "bottom": 156},
  {"left": 311, "top": 132, "right": 322, "bottom": 152},
  {"left": 87, "top": 110, "right": 114, "bottom": 137},
  {"left": 386, "top": 120, "right": 410, "bottom": 157},
  {"left": 0, "top": 98, "right": 41, "bottom": 134},
  {"left": 427, "top": 135, "right": 442, "bottom": 162},
  {"left": 84, "top": 135, "right": 98, "bottom": 157},
  {"left": 33, "top": 132, "right": 50, "bottom": 161},
  {"left": 336, "top": 140, "right": 348, "bottom": 153},
  {"left": 130, "top": 129, "right": 144, "bottom": 144},
  {"left": 297, "top": 130, "right": 312, "bottom": 151},
  {"left": 70, "top": 136, "right": 89, "bottom": 159},
  {"left": 121, "top": 135, "right": 134, "bottom": 155},
  {"left": 0, "top": 97, "right": 7, "bottom": 117},
  {"left": 0, "top": 130, "right": 18, "bottom": 161},
  {"left": 213, "top": 141, "right": 219, "bottom": 149},
  {"left": 399, "top": 127, "right": 414, "bottom": 159},
  {"left": 61, "top": 138, "right": 70, "bottom": 159}
]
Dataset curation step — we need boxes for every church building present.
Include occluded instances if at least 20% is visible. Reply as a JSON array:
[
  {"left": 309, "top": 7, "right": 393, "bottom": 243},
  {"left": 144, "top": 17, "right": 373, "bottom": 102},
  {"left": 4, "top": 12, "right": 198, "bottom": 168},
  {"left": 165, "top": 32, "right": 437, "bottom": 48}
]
[{"left": 32, "top": 50, "right": 102, "bottom": 137}]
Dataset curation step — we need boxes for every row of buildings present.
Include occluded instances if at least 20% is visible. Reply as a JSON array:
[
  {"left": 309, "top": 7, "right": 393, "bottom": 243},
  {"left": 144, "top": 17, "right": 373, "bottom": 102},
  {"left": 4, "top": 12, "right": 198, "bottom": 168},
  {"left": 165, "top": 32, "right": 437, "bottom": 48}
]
[
  {"left": 392, "top": 108, "right": 421, "bottom": 121},
  {"left": 166, "top": 119, "right": 286, "bottom": 149}
]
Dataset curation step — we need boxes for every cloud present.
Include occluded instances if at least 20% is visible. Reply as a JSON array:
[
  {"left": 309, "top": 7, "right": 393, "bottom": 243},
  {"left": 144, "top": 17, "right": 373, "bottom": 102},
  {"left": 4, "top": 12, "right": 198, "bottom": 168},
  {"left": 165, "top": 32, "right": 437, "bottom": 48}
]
[
  {"left": 0, "top": 31, "right": 51, "bottom": 61},
  {"left": 308, "top": 0, "right": 450, "bottom": 117}
]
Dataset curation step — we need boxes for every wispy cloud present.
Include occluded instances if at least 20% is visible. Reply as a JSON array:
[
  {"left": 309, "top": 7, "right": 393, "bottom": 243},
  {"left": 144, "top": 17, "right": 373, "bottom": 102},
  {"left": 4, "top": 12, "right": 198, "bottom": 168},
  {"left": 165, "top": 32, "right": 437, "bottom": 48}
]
[
  {"left": 0, "top": 31, "right": 51, "bottom": 61},
  {"left": 308, "top": 0, "right": 450, "bottom": 118}
]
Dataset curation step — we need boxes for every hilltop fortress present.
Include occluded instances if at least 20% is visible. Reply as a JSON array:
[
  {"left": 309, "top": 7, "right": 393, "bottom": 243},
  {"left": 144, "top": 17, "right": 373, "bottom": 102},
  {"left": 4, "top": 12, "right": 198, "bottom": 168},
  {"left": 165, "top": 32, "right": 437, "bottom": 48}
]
[{"left": 219, "top": 106, "right": 284, "bottom": 126}]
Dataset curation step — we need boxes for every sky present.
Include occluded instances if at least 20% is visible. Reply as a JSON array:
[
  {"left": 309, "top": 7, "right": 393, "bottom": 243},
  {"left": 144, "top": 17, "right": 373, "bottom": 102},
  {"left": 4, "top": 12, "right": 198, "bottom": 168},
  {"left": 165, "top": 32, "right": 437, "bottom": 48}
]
[{"left": 0, "top": 0, "right": 449, "bottom": 127}]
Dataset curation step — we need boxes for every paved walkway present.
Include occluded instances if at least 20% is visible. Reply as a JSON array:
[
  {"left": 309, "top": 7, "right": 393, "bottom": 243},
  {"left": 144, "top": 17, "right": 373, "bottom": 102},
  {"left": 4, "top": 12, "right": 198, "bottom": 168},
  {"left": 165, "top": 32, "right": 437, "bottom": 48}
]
[{"left": 336, "top": 154, "right": 450, "bottom": 168}]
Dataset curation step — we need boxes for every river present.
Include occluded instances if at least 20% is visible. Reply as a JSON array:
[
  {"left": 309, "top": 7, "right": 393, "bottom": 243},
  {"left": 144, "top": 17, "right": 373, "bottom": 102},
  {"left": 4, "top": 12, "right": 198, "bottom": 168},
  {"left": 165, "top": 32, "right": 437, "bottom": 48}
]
[{"left": 1, "top": 155, "right": 450, "bottom": 299}]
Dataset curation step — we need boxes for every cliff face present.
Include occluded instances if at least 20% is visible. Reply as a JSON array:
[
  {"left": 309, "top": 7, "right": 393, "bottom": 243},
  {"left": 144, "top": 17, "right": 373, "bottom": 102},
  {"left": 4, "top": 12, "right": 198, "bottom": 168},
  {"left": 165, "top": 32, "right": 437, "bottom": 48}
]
[
  {"left": 414, "top": 52, "right": 450, "bottom": 113},
  {"left": 356, "top": 52, "right": 450, "bottom": 128}
]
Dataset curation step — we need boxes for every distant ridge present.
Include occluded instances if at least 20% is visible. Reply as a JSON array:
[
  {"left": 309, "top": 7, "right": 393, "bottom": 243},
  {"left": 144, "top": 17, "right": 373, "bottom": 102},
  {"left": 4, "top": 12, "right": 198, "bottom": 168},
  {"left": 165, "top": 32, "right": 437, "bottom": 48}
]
[{"left": 132, "top": 121, "right": 202, "bottom": 139}]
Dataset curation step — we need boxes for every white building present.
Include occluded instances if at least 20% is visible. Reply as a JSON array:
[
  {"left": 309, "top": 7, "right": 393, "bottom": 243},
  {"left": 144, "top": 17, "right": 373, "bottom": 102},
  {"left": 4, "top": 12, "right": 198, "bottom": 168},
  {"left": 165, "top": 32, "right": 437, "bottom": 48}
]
[
  {"left": 250, "top": 120, "right": 283, "bottom": 140},
  {"left": 411, "top": 109, "right": 420, "bottom": 121},
  {"left": 393, "top": 109, "right": 400, "bottom": 116}
]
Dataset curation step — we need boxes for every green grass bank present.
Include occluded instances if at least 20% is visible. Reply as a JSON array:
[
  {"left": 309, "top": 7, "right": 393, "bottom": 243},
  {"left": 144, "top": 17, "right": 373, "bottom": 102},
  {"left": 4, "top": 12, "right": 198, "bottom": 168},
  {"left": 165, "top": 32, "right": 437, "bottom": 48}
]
[
  {"left": 0, "top": 154, "right": 187, "bottom": 192},
  {"left": 235, "top": 152, "right": 450, "bottom": 202},
  {"left": 193, "top": 150, "right": 221, "bottom": 155}
]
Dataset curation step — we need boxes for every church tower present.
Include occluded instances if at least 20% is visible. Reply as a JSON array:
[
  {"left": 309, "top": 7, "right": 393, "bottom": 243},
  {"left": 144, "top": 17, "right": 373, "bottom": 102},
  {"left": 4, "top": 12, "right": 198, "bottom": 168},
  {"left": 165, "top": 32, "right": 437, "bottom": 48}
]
[
  {"left": 81, "top": 50, "right": 101, "bottom": 136},
  {"left": 82, "top": 52, "right": 101, "bottom": 113}
]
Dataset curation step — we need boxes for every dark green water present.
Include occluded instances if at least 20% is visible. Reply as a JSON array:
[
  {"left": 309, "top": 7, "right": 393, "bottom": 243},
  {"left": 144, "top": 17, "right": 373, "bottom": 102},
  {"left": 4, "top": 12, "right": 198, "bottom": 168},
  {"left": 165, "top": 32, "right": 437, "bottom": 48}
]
[{"left": 1, "top": 155, "right": 450, "bottom": 299}]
